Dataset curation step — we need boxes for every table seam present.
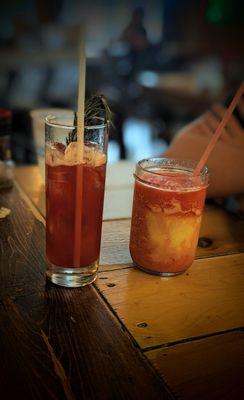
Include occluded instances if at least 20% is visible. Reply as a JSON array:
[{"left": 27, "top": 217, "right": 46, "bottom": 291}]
[{"left": 142, "top": 326, "right": 244, "bottom": 353}]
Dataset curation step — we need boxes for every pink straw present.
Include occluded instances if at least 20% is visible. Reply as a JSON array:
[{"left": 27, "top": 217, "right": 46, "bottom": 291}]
[{"left": 194, "top": 82, "right": 244, "bottom": 176}]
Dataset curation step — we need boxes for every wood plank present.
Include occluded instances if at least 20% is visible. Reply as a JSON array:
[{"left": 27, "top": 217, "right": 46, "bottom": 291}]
[
  {"left": 96, "top": 253, "right": 244, "bottom": 349},
  {"left": 1, "top": 287, "right": 174, "bottom": 400},
  {"left": 146, "top": 331, "right": 244, "bottom": 400},
  {"left": 0, "top": 187, "right": 46, "bottom": 296},
  {"left": 199, "top": 204, "right": 244, "bottom": 257},
  {"left": 14, "top": 164, "right": 135, "bottom": 220},
  {"left": 101, "top": 201, "right": 244, "bottom": 264},
  {"left": 0, "top": 185, "right": 174, "bottom": 400},
  {"left": 100, "top": 220, "right": 131, "bottom": 265},
  {"left": 15, "top": 165, "right": 45, "bottom": 216},
  {"left": 15, "top": 167, "right": 244, "bottom": 260},
  {"left": 100, "top": 202, "right": 244, "bottom": 265}
]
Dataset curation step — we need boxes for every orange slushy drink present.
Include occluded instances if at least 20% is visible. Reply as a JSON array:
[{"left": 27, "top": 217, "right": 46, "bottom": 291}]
[{"left": 130, "top": 158, "right": 209, "bottom": 276}]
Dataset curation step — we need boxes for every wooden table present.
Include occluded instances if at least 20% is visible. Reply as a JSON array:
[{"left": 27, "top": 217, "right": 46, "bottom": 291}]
[{"left": 1, "top": 164, "right": 244, "bottom": 399}]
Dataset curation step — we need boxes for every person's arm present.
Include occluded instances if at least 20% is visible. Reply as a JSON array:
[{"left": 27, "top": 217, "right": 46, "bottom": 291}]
[{"left": 163, "top": 100, "right": 244, "bottom": 198}]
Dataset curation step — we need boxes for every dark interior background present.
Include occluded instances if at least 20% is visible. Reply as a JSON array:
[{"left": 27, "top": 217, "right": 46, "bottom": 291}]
[{"left": 0, "top": 0, "right": 243, "bottom": 164}]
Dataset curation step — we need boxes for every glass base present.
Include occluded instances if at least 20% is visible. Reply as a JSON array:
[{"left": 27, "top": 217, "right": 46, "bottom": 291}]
[
  {"left": 134, "top": 263, "right": 186, "bottom": 277},
  {"left": 46, "top": 261, "right": 98, "bottom": 287}
]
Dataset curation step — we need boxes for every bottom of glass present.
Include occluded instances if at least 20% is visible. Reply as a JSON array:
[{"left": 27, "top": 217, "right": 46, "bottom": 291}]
[
  {"left": 134, "top": 263, "right": 186, "bottom": 277},
  {"left": 46, "top": 261, "right": 98, "bottom": 287}
]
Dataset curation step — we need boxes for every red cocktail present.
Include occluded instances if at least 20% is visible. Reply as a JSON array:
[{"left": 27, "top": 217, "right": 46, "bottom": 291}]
[
  {"left": 130, "top": 158, "right": 209, "bottom": 275},
  {"left": 46, "top": 162, "right": 106, "bottom": 267},
  {"left": 45, "top": 115, "right": 108, "bottom": 287}
]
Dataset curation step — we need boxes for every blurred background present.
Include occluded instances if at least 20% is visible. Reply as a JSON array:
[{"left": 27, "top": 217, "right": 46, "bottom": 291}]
[{"left": 0, "top": 0, "right": 243, "bottom": 165}]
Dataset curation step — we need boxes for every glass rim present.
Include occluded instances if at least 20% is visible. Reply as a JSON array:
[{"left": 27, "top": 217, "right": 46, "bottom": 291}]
[
  {"left": 137, "top": 157, "right": 209, "bottom": 178},
  {"left": 45, "top": 114, "right": 107, "bottom": 130}
]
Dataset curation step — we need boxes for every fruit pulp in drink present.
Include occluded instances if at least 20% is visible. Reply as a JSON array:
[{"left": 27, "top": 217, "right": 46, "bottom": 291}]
[{"left": 129, "top": 170, "right": 207, "bottom": 275}]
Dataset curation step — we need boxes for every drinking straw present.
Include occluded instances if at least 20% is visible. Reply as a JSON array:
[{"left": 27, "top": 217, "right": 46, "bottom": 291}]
[
  {"left": 76, "top": 29, "right": 86, "bottom": 163},
  {"left": 73, "top": 29, "right": 86, "bottom": 267},
  {"left": 194, "top": 82, "right": 244, "bottom": 177}
]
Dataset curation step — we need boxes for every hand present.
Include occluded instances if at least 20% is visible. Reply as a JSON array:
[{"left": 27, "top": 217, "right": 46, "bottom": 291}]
[{"left": 164, "top": 100, "right": 244, "bottom": 197}]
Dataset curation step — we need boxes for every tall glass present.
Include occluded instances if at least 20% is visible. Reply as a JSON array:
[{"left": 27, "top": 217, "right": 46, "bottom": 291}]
[
  {"left": 130, "top": 158, "right": 209, "bottom": 276},
  {"left": 45, "top": 114, "right": 108, "bottom": 287},
  {"left": 30, "top": 108, "right": 73, "bottom": 183}
]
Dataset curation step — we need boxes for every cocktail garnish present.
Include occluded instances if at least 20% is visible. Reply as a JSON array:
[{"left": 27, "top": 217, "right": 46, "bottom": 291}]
[{"left": 66, "top": 94, "right": 113, "bottom": 145}]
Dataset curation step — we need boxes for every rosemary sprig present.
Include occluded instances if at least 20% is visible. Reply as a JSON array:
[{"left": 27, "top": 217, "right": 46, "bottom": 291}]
[
  {"left": 66, "top": 94, "right": 113, "bottom": 145},
  {"left": 85, "top": 94, "right": 114, "bottom": 126}
]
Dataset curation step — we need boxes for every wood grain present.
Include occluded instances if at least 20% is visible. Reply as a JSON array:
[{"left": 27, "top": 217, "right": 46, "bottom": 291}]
[
  {"left": 0, "top": 186, "right": 46, "bottom": 297},
  {"left": 8, "top": 166, "right": 244, "bottom": 399},
  {"left": 15, "top": 167, "right": 244, "bottom": 263},
  {"left": 100, "top": 220, "right": 131, "bottom": 266},
  {"left": 14, "top": 165, "right": 45, "bottom": 216},
  {"left": 96, "top": 253, "right": 244, "bottom": 349},
  {"left": 1, "top": 287, "right": 174, "bottom": 400},
  {"left": 0, "top": 185, "right": 174, "bottom": 400},
  {"left": 147, "top": 330, "right": 244, "bottom": 400},
  {"left": 199, "top": 204, "right": 244, "bottom": 257},
  {"left": 100, "top": 204, "right": 244, "bottom": 267},
  {"left": 101, "top": 203, "right": 244, "bottom": 266},
  {"left": 14, "top": 164, "right": 135, "bottom": 220}
]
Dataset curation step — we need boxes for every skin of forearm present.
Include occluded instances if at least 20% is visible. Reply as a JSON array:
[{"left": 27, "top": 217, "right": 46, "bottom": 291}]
[{"left": 164, "top": 134, "right": 244, "bottom": 198}]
